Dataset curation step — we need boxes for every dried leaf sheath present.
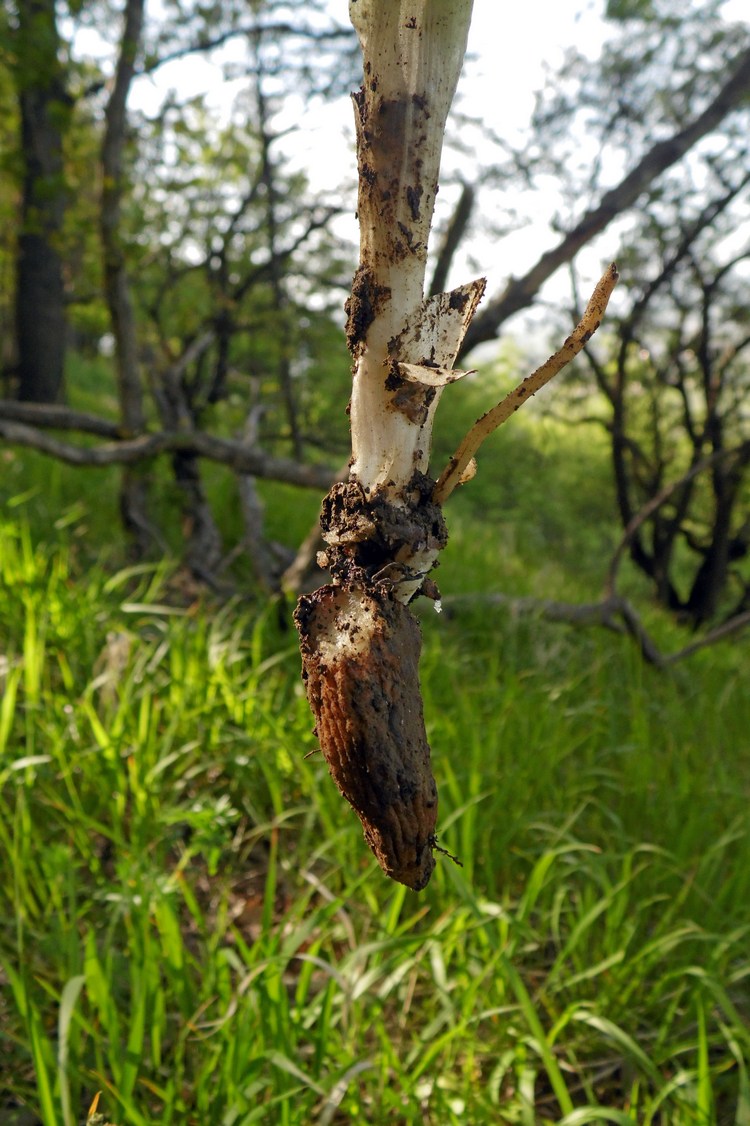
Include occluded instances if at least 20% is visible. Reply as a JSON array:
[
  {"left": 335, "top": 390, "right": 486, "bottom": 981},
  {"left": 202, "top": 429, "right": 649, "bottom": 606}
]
[{"left": 295, "top": 586, "right": 437, "bottom": 890}]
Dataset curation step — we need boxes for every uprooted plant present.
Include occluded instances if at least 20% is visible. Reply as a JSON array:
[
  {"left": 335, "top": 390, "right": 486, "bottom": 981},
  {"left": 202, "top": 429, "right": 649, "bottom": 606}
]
[{"left": 294, "top": 0, "right": 618, "bottom": 889}]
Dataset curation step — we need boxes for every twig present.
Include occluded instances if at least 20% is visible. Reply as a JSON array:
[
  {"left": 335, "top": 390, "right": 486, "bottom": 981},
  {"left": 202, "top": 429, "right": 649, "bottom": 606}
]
[
  {"left": 661, "top": 610, "right": 750, "bottom": 665},
  {"left": 433, "top": 263, "right": 619, "bottom": 504}
]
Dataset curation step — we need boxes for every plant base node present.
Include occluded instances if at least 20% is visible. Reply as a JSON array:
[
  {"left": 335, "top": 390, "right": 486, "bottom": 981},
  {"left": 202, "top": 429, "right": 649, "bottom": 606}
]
[{"left": 295, "top": 584, "right": 437, "bottom": 890}]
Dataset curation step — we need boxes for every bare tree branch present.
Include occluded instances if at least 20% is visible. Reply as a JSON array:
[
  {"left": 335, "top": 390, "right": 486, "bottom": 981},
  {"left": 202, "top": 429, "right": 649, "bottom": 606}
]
[
  {"left": 0, "top": 400, "right": 123, "bottom": 438},
  {"left": 441, "top": 592, "right": 750, "bottom": 668},
  {"left": 81, "top": 22, "right": 355, "bottom": 99},
  {"left": 0, "top": 420, "right": 335, "bottom": 488},
  {"left": 459, "top": 44, "right": 750, "bottom": 358},
  {"left": 429, "top": 181, "right": 475, "bottom": 296},
  {"left": 602, "top": 411, "right": 750, "bottom": 604}
]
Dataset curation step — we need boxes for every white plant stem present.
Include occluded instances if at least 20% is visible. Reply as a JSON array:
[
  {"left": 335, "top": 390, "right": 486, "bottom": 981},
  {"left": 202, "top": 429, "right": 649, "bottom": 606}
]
[{"left": 346, "top": 0, "right": 480, "bottom": 495}]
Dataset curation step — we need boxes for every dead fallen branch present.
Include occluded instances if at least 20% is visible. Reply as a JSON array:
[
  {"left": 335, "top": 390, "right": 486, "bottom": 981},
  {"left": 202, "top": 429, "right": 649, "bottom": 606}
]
[
  {"left": 0, "top": 400, "right": 124, "bottom": 438},
  {"left": 439, "top": 592, "right": 750, "bottom": 668},
  {"left": 0, "top": 419, "right": 335, "bottom": 490}
]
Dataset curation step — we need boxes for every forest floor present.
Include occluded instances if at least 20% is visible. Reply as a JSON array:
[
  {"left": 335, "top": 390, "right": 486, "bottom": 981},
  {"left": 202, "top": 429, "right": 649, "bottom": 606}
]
[{"left": 1, "top": 415, "right": 749, "bottom": 1125}]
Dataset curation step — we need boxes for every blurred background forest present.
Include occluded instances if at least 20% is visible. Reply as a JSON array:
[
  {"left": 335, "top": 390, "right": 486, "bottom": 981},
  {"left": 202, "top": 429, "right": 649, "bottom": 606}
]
[
  {"left": 1, "top": 0, "right": 750, "bottom": 1123},
  {"left": 1, "top": 0, "right": 749, "bottom": 632}
]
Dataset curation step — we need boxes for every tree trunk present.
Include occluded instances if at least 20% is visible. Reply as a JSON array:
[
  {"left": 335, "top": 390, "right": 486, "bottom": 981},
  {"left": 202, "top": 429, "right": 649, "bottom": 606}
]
[
  {"left": 100, "top": 0, "right": 152, "bottom": 553},
  {"left": 253, "top": 39, "right": 304, "bottom": 462},
  {"left": 155, "top": 360, "right": 224, "bottom": 581},
  {"left": 14, "top": 0, "right": 69, "bottom": 403}
]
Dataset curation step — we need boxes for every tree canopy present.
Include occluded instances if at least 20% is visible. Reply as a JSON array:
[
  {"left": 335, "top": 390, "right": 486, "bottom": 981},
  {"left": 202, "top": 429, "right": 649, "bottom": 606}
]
[{"left": 0, "top": 0, "right": 748, "bottom": 631}]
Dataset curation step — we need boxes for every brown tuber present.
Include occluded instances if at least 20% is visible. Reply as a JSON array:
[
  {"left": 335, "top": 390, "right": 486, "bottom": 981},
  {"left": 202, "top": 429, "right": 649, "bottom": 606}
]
[{"left": 295, "top": 585, "right": 437, "bottom": 890}]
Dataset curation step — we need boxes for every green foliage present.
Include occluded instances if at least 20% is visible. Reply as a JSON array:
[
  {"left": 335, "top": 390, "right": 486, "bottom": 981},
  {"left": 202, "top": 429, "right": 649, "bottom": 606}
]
[
  {"left": 432, "top": 361, "right": 620, "bottom": 597},
  {"left": 1, "top": 0, "right": 355, "bottom": 486},
  {"left": 1, "top": 481, "right": 748, "bottom": 1124},
  {"left": 605, "top": 0, "right": 656, "bottom": 21}
]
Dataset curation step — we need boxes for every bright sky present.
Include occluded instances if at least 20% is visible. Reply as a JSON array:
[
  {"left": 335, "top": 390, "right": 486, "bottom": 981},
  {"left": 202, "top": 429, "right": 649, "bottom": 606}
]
[
  {"left": 236, "top": 2, "right": 612, "bottom": 287},
  {"left": 110, "top": 0, "right": 748, "bottom": 340},
  {"left": 126, "top": 1, "right": 611, "bottom": 228},
  {"left": 69, "top": 2, "right": 611, "bottom": 335}
]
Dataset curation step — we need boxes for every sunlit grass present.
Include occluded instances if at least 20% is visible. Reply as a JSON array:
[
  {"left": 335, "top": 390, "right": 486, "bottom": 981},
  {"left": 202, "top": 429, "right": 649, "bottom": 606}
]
[{"left": 1, "top": 489, "right": 749, "bottom": 1125}]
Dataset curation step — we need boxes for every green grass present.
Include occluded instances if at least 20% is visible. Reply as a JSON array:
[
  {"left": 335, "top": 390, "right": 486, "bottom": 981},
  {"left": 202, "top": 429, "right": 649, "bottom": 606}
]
[{"left": 1, "top": 421, "right": 749, "bottom": 1124}]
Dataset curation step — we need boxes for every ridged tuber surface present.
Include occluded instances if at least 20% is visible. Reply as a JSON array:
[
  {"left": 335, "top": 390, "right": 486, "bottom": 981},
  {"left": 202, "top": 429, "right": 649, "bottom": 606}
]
[{"left": 295, "top": 584, "right": 437, "bottom": 890}]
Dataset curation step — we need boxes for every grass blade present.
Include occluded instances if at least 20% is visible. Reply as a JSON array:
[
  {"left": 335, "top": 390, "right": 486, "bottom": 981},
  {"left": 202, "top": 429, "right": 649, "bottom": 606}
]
[
  {"left": 58, "top": 974, "right": 86, "bottom": 1126},
  {"left": 501, "top": 953, "right": 575, "bottom": 1117}
]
